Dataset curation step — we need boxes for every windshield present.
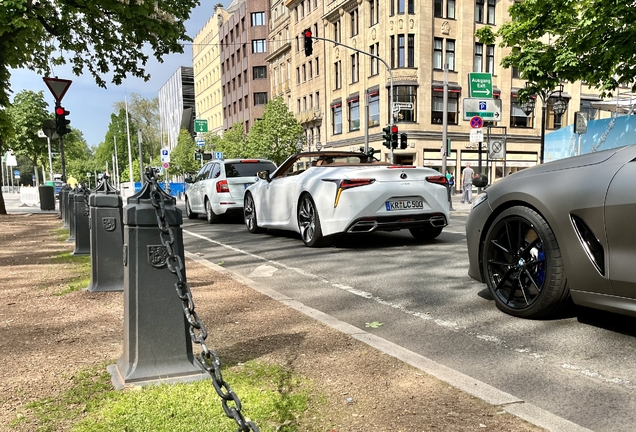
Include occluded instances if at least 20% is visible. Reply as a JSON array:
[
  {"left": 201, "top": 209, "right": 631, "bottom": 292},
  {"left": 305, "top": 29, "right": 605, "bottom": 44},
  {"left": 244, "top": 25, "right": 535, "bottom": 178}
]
[{"left": 224, "top": 161, "right": 276, "bottom": 178}]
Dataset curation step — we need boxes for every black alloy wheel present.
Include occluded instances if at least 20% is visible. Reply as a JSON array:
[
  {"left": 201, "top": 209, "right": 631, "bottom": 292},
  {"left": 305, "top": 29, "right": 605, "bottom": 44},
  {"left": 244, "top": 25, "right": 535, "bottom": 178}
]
[
  {"left": 244, "top": 193, "right": 264, "bottom": 233},
  {"left": 298, "top": 194, "right": 330, "bottom": 247},
  {"left": 482, "top": 206, "right": 568, "bottom": 318},
  {"left": 185, "top": 197, "right": 197, "bottom": 219}
]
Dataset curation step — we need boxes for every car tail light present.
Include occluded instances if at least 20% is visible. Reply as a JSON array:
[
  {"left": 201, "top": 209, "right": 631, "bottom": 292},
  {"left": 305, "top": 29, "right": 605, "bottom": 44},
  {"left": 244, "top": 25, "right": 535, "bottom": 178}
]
[
  {"left": 333, "top": 178, "right": 375, "bottom": 207},
  {"left": 426, "top": 175, "right": 447, "bottom": 185},
  {"left": 340, "top": 178, "right": 375, "bottom": 189},
  {"left": 216, "top": 179, "right": 230, "bottom": 193},
  {"left": 240, "top": 159, "right": 259, "bottom": 163},
  {"left": 387, "top": 165, "right": 415, "bottom": 169}
]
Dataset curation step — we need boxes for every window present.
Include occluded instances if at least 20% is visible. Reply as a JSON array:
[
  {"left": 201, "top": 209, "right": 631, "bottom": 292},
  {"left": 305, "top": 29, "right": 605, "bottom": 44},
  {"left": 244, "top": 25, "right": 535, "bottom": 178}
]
[
  {"left": 334, "top": 61, "right": 342, "bottom": 89},
  {"left": 254, "top": 92, "right": 268, "bottom": 105},
  {"left": 476, "top": 0, "right": 484, "bottom": 23},
  {"left": 309, "top": 61, "right": 313, "bottom": 79},
  {"left": 368, "top": 92, "right": 380, "bottom": 127},
  {"left": 580, "top": 99, "right": 598, "bottom": 120},
  {"left": 295, "top": 7, "right": 298, "bottom": 22},
  {"left": 447, "top": 0, "right": 455, "bottom": 18},
  {"left": 486, "top": 44, "right": 494, "bottom": 73},
  {"left": 253, "top": 66, "right": 267, "bottom": 79},
  {"left": 296, "top": 36, "right": 299, "bottom": 52},
  {"left": 370, "top": 0, "right": 379, "bottom": 26},
  {"left": 487, "top": 0, "right": 496, "bottom": 24},
  {"left": 252, "top": 39, "right": 266, "bottom": 53},
  {"left": 393, "top": 86, "right": 417, "bottom": 122},
  {"left": 315, "top": 91, "right": 320, "bottom": 109},
  {"left": 398, "top": 35, "right": 405, "bottom": 67},
  {"left": 510, "top": 97, "right": 534, "bottom": 128},
  {"left": 512, "top": 67, "right": 520, "bottom": 79},
  {"left": 434, "top": 0, "right": 443, "bottom": 17},
  {"left": 334, "top": 20, "right": 341, "bottom": 43},
  {"left": 370, "top": 43, "right": 379, "bottom": 75},
  {"left": 350, "top": 9, "right": 359, "bottom": 36},
  {"left": 296, "top": 67, "right": 300, "bottom": 84},
  {"left": 433, "top": 38, "right": 443, "bottom": 69},
  {"left": 315, "top": 57, "right": 320, "bottom": 76},
  {"left": 393, "top": 32, "right": 415, "bottom": 68},
  {"left": 474, "top": 43, "right": 483, "bottom": 71},
  {"left": 251, "top": 12, "right": 265, "bottom": 26},
  {"left": 351, "top": 53, "right": 359, "bottom": 83},
  {"left": 348, "top": 98, "right": 360, "bottom": 131},
  {"left": 332, "top": 103, "right": 342, "bottom": 134},
  {"left": 408, "top": 0, "right": 414, "bottom": 14},
  {"left": 297, "top": 98, "right": 301, "bottom": 113},
  {"left": 397, "top": 0, "right": 405, "bottom": 14},
  {"left": 390, "top": 36, "right": 395, "bottom": 68},
  {"left": 446, "top": 39, "right": 455, "bottom": 71},
  {"left": 302, "top": 64, "right": 306, "bottom": 82},
  {"left": 432, "top": 91, "right": 458, "bottom": 124},
  {"left": 314, "top": 23, "right": 319, "bottom": 38}
]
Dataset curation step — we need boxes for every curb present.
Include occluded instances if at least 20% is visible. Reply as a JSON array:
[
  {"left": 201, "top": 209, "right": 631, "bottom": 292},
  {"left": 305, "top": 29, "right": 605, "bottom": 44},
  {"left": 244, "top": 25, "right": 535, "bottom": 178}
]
[{"left": 184, "top": 250, "right": 592, "bottom": 432}]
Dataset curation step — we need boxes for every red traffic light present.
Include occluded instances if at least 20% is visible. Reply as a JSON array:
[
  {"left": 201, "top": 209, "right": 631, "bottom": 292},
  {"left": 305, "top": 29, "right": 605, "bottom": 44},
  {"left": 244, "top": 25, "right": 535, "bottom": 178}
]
[
  {"left": 391, "top": 125, "right": 398, "bottom": 133},
  {"left": 304, "top": 30, "right": 312, "bottom": 38},
  {"left": 56, "top": 107, "right": 65, "bottom": 115}
]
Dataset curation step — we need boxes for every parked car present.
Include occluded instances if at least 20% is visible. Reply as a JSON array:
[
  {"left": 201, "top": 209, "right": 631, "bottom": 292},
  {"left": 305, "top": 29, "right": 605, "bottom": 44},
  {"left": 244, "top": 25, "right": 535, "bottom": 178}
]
[
  {"left": 184, "top": 158, "right": 277, "bottom": 223},
  {"left": 243, "top": 151, "right": 450, "bottom": 247},
  {"left": 466, "top": 145, "right": 636, "bottom": 319}
]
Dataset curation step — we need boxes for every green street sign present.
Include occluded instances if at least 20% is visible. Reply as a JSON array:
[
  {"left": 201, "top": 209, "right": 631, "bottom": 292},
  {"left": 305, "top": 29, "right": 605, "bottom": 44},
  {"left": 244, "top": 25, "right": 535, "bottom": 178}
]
[
  {"left": 469, "top": 73, "right": 493, "bottom": 98},
  {"left": 194, "top": 119, "right": 208, "bottom": 133}
]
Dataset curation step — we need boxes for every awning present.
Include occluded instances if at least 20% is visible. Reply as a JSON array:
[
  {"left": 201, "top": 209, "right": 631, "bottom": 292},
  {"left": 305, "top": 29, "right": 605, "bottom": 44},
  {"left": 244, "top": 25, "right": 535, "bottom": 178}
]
[{"left": 590, "top": 100, "right": 635, "bottom": 113}]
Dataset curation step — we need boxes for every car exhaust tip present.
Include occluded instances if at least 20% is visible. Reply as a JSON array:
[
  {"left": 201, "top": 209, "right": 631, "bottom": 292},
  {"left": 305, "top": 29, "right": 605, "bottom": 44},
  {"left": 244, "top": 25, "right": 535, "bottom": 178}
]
[
  {"left": 430, "top": 216, "right": 447, "bottom": 227},
  {"left": 347, "top": 220, "right": 378, "bottom": 233}
]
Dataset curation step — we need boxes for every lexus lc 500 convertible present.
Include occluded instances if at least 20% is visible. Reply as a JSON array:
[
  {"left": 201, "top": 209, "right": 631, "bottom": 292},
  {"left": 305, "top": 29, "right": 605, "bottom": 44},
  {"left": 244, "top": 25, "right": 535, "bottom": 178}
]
[
  {"left": 243, "top": 151, "right": 450, "bottom": 247},
  {"left": 466, "top": 144, "right": 636, "bottom": 319}
]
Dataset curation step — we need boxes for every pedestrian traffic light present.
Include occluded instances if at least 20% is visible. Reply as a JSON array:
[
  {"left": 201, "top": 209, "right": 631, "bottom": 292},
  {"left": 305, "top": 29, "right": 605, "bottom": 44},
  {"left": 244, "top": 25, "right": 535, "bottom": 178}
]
[
  {"left": 55, "top": 105, "right": 71, "bottom": 136},
  {"left": 303, "top": 29, "right": 313, "bottom": 56},
  {"left": 391, "top": 125, "right": 399, "bottom": 149},
  {"left": 382, "top": 126, "right": 392, "bottom": 148},
  {"left": 400, "top": 133, "right": 408, "bottom": 149}
]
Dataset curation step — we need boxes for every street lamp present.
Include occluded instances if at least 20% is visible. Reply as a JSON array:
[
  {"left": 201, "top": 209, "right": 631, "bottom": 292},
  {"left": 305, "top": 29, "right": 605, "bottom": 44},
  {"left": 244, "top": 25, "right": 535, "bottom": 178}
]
[{"left": 522, "top": 82, "right": 568, "bottom": 164}]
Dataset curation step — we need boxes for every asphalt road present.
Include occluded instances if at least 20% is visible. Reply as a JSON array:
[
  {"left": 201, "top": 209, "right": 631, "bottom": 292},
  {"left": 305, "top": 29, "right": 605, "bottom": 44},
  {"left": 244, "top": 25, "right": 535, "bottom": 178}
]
[{"left": 181, "top": 210, "right": 636, "bottom": 432}]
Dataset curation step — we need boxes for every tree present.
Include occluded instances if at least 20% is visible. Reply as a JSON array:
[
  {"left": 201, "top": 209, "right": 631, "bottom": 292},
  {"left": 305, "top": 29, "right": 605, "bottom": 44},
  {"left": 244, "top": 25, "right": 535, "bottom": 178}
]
[
  {"left": 246, "top": 97, "right": 303, "bottom": 164},
  {"left": 475, "top": 0, "right": 636, "bottom": 99},
  {"left": 0, "top": 0, "right": 198, "bottom": 213},
  {"left": 113, "top": 94, "right": 161, "bottom": 166},
  {"left": 169, "top": 129, "right": 199, "bottom": 178},
  {"left": 0, "top": 110, "right": 15, "bottom": 213},
  {"left": 215, "top": 122, "right": 248, "bottom": 159},
  {"left": 5, "top": 90, "right": 50, "bottom": 184},
  {"left": 94, "top": 109, "right": 141, "bottom": 184}
]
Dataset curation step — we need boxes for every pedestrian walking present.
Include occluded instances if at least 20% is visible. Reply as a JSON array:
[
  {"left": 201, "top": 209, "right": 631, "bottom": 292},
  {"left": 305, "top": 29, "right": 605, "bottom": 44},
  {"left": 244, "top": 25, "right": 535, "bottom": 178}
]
[
  {"left": 449, "top": 173, "right": 455, "bottom": 195},
  {"left": 461, "top": 162, "right": 475, "bottom": 204}
]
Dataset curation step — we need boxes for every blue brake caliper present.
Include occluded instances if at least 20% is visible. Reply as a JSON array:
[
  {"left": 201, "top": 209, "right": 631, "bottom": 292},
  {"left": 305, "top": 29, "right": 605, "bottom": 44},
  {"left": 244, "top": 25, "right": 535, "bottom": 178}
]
[{"left": 536, "top": 244, "right": 545, "bottom": 286}]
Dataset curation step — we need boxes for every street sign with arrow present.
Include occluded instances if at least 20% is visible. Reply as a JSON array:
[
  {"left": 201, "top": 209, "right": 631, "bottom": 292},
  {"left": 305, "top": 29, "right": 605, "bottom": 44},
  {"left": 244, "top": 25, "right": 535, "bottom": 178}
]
[
  {"left": 468, "top": 72, "right": 493, "bottom": 98},
  {"left": 463, "top": 98, "right": 502, "bottom": 122}
]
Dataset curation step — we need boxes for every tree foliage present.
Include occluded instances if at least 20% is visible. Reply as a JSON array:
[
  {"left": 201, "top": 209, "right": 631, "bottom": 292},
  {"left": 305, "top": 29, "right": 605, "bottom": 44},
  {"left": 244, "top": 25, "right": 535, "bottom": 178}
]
[
  {"left": 475, "top": 0, "right": 636, "bottom": 100},
  {"left": 169, "top": 129, "right": 199, "bottom": 177},
  {"left": 5, "top": 90, "right": 50, "bottom": 178},
  {"left": 94, "top": 108, "right": 140, "bottom": 183},
  {"left": 246, "top": 97, "right": 303, "bottom": 164},
  {"left": 113, "top": 94, "right": 161, "bottom": 165},
  {"left": 214, "top": 122, "right": 248, "bottom": 159}
]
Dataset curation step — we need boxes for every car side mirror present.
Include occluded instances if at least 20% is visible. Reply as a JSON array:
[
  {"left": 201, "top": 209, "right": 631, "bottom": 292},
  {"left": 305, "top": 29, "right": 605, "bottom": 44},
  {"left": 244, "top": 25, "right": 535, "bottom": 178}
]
[
  {"left": 257, "top": 170, "right": 271, "bottom": 182},
  {"left": 185, "top": 176, "right": 194, "bottom": 184},
  {"left": 473, "top": 174, "right": 488, "bottom": 188}
]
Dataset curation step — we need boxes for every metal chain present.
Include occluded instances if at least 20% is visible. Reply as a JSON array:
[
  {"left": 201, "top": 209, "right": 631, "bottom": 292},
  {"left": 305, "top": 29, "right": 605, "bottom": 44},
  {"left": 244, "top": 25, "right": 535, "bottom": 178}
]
[
  {"left": 81, "top": 183, "right": 90, "bottom": 217},
  {"left": 144, "top": 168, "right": 259, "bottom": 432}
]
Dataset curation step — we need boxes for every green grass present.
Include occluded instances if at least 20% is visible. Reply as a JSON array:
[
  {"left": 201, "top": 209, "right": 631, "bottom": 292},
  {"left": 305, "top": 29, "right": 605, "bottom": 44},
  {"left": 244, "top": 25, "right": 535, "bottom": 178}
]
[
  {"left": 11, "top": 361, "right": 314, "bottom": 432},
  {"left": 54, "top": 227, "right": 70, "bottom": 242},
  {"left": 50, "top": 251, "right": 91, "bottom": 295}
]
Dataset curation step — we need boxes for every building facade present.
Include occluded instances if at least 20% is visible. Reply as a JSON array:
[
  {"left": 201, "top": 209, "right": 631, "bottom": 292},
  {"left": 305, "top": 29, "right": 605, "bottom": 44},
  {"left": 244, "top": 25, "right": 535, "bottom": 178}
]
[
  {"left": 277, "top": 0, "right": 608, "bottom": 184},
  {"left": 158, "top": 66, "right": 196, "bottom": 150},
  {"left": 193, "top": 13, "right": 224, "bottom": 136},
  {"left": 218, "top": 0, "right": 272, "bottom": 134}
]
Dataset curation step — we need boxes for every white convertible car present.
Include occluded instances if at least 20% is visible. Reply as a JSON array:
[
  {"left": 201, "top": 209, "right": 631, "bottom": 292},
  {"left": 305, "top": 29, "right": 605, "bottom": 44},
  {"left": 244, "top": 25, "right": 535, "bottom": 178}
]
[{"left": 243, "top": 151, "right": 450, "bottom": 247}]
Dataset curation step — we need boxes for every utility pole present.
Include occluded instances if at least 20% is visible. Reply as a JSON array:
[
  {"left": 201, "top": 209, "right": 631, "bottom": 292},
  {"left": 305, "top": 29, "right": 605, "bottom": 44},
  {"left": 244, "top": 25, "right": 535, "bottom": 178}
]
[{"left": 137, "top": 129, "right": 144, "bottom": 184}]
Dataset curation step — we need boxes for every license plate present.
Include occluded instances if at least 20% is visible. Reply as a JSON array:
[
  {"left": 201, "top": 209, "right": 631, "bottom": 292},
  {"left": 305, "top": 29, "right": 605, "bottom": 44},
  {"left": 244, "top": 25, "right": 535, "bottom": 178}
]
[{"left": 385, "top": 200, "right": 423, "bottom": 211}]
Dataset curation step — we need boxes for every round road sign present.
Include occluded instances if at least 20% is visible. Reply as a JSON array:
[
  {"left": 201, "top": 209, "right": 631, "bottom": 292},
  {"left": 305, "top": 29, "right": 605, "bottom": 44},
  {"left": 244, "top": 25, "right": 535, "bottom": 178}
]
[
  {"left": 162, "top": 162, "right": 170, "bottom": 169},
  {"left": 470, "top": 116, "right": 484, "bottom": 129}
]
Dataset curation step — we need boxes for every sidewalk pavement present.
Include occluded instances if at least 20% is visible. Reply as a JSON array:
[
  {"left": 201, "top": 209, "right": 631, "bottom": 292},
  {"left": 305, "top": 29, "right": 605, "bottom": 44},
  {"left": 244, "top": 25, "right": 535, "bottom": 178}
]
[{"left": 2, "top": 192, "right": 59, "bottom": 215}]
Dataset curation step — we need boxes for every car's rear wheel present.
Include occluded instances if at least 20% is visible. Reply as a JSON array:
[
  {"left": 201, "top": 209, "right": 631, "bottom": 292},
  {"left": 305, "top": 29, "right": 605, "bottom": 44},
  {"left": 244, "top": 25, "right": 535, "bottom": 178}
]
[
  {"left": 409, "top": 226, "right": 443, "bottom": 241},
  {"left": 482, "top": 206, "right": 569, "bottom": 319},
  {"left": 298, "top": 194, "right": 330, "bottom": 247},
  {"left": 244, "top": 193, "right": 264, "bottom": 233},
  {"left": 205, "top": 198, "right": 221, "bottom": 224},
  {"left": 185, "top": 197, "right": 197, "bottom": 219}
]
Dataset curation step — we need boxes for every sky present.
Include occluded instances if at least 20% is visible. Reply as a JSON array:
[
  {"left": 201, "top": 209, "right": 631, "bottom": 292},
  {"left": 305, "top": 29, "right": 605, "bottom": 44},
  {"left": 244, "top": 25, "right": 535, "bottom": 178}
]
[{"left": 9, "top": 1, "right": 230, "bottom": 149}]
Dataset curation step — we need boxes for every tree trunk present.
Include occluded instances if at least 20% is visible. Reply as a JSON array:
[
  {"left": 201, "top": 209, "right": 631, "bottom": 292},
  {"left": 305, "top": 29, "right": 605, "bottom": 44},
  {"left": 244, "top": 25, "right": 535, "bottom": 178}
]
[{"left": 0, "top": 137, "right": 7, "bottom": 215}]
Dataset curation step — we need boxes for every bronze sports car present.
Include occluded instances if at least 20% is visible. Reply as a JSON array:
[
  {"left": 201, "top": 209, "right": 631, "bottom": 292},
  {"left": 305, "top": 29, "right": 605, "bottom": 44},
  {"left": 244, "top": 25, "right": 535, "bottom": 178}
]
[{"left": 466, "top": 145, "right": 636, "bottom": 318}]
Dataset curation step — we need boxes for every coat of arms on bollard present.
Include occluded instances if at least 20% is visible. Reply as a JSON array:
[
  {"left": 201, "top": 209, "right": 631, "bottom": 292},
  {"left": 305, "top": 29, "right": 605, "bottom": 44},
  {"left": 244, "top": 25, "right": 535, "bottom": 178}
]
[{"left": 147, "top": 245, "right": 169, "bottom": 268}]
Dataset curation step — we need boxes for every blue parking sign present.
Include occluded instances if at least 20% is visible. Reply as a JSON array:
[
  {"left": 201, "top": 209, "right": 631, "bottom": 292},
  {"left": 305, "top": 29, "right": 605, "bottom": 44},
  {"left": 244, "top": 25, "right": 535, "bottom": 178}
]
[{"left": 479, "top": 101, "right": 487, "bottom": 110}]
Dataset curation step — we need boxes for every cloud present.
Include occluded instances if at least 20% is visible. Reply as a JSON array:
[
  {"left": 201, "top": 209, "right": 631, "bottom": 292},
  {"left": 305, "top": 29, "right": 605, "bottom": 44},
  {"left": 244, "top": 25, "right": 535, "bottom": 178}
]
[{"left": 8, "top": 1, "right": 225, "bottom": 149}]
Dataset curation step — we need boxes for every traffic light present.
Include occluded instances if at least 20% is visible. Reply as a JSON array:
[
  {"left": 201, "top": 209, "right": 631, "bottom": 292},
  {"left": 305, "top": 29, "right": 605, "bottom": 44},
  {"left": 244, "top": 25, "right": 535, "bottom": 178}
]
[
  {"left": 194, "top": 149, "right": 201, "bottom": 161},
  {"left": 55, "top": 105, "right": 71, "bottom": 136},
  {"left": 391, "top": 125, "right": 399, "bottom": 149},
  {"left": 400, "top": 133, "right": 408, "bottom": 149},
  {"left": 303, "top": 29, "right": 313, "bottom": 56},
  {"left": 382, "top": 126, "right": 392, "bottom": 148}
]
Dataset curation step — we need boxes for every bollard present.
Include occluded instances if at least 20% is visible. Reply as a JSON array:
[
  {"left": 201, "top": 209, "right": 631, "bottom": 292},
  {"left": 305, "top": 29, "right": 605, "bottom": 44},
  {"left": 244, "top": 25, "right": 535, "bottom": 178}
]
[
  {"left": 72, "top": 186, "right": 90, "bottom": 255},
  {"left": 108, "top": 181, "right": 205, "bottom": 388},
  {"left": 60, "top": 186, "right": 70, "bottom": 226},
  {"left": 87, "top": 179, "right": 124, "bottom": 292},
  {"left": 66, "top": 188, "right": 76, "bottom": 242}
]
